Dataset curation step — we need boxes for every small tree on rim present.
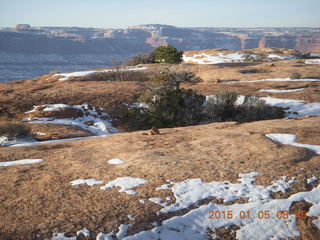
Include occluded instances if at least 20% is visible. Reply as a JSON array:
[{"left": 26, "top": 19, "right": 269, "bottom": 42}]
[{"left": 152, "top": 45, "right": 183, "bottom": 64}]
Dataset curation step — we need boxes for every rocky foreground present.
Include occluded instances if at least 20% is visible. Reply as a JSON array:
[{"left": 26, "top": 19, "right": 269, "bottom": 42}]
[{"left": 0, "top": 48, "right": 320, "bottom": 239}]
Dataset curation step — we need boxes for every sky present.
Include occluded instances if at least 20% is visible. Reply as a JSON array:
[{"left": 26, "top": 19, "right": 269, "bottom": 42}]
[{"left": 0, "top": 0, "right": 319, "bottom": 28}]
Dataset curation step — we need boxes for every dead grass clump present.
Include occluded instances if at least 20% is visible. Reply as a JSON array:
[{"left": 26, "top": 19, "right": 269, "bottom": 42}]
[
  {"left": 88, "top": 70, "right": 149, "bottom": 82},
  {"left": 0, "top": 121, "right": 30, "bottom": 140}
]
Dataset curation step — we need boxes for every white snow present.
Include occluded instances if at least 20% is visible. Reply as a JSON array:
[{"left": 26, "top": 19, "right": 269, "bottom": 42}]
[
  {"left": 0, "top": 159, "right": 44, "bottom": 167},
  {"left": 127, "top": 215, "right": 135, "bottom": 221},
  {"left": 307, "top": 175, "right": 318, "bottom": 184},
  {"left": 305, "top": 59, "right": 320, "bottom": 64},
  {"left": 34, "top": 132, "right": 47, "bottom": 136},
  {"left": 96, "top": 224, "right": 130, "bottom": 240},
  {"left": 49, "top": 172, "right": 320, "bottom": 240},
  {"left": 50, "top": 233, "right": 76, "bottom": 240},
  {"left": 139, "top": 199, "right": 147, "bottom": 204},
  {"left": 70, "top": 179, "right": 104, "bottom": 186},
  {"left": 267, "top": 54, "right": 297, "bottom": 60},
  {"left": 100, "top": 177, "right": 148, "bottom": 195},
  {"left": 0, "top": 136, "right": 9, "bottom": 145},
  {"left": 149, "top": 198, "right": 168, "bottom": 208},
  {"left": 25, "top": 104, "right": 118, "bottom": 136},
  {"left": 7, "top": 134, "right": 106, "bottom": 147},
  {"left": 266, "top": 133, "right": 320, "bottom": 155},
  {"left": 154, "top": 172, "right": 296, "bottom": 214},
  {"left": 121, "top": 176, "right": 319, "bottom": 240},
  {"left": 54, "top": 67, "right": 148, "bottom": 81},
  {"left": 76, "top": 228, "right": 91, "bottom": 237},
  {"left": 258, "top": 88, "right": 305, "bottom": 93},
  {"left": 107, "top": 158, "right": 125, "bottom": 165},
  {"left": 183, "top": 52, "right": 247, "bottom": 64}
]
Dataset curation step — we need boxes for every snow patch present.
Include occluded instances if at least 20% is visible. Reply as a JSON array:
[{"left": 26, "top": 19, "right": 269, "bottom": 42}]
[
  {"left": 70, "top": 179, "right": 104, "bottom": 186},
  {"left": 258, "top": 88, "right": 305, "bottom": 93},
  {"left": 155, "top": 172, "right": 297, "bottom": 214},
  {"left": 100, "top": 177, "right": 148, "bottom": 195},
  {"left": 107, "top": 158, "right": 125, "bottom": 165},
  {"left": 307, "top": 175, "right": 318, "bottom": 184},
  {"left": 305, "top": 59, "right": 320, "bottom": 64},
  {"left": 0, "top": 159, "right": 44, "bottom": 167},
  {"left": 266, "top": 133, "right": 320, "bottom": 155},
  {"left": 267, "top": 54, "right": 297, "bottom": 60},
  {"left": 76, "top": 228, "right": 91, "bottom": 237}
]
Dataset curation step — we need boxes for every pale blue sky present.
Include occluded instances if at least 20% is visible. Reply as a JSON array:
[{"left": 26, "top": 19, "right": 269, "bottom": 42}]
[{"left": 1, "top": 0, "right": 319, "bottom": 28}]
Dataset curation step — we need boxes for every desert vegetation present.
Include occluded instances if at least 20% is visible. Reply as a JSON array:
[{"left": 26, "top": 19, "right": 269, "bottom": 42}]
[
  {"left": 128, "top": 45, "right": 183, "bottom": 65},
  {"left": 204, "top": 91, "right": 285, "bottom": 122},
  {"left": 0, "top": 121, "right": 30, "bottom": 140},
  {"left": 120, "top": 69, "right": 285, "bottom": 131}
]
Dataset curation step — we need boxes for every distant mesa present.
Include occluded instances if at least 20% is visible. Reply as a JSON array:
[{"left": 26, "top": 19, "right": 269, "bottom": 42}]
[{"left": 14, "top": 24, "right": 32, "bottom": 31}]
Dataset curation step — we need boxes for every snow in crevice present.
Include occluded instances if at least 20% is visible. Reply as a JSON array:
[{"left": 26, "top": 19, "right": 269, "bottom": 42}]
[
  {"left": 0, "top": 159, "right": 44, "bottom": 167},
  {"left": 258, "top": 88, "right": 305, "bottom": 93}
]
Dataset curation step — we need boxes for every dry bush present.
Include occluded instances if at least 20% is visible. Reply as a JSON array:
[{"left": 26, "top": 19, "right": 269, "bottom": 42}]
[
  {"left": 89, "top": 70, "right": 149, "bottom": 82},
  {"left": 204, "top": 91, "right": 285, "bottom": 122},
  {"left": 0, "top": 121, "right": 30, "bottom": 140}
]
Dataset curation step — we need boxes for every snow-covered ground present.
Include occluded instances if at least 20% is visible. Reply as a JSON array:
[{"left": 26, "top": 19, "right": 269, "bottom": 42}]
[
  {"left": 183, "top": 52, "right": 249, "bottom": 64},
  {"left": 305, "top": 59, "right": 320, "bottom": 64},
  {"left": 0, "top": 159, "right": 44, "bottom": 167},
  {"left": 258, "top": 88, "right": 305, "bottom": 93},
  {"left": 51, "top": 170, "right": 320, "bottom": 240},
  {"left": 54, "top": 67, "right": 148, "bottom": 81},
  {"left": 183, "top": 53, "right": 297, "bottom": 65},
  {"left": 25, "top": 103, "right": 118, "bottom": 136},
  {"left": 57, "top": 135, "right": 320, "bottom": 239}
]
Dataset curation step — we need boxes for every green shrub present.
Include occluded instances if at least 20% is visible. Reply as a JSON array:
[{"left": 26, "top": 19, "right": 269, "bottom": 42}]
[
  {"left": 0, "top": 122, "right": 30, "bottom": 140},
  {"left": 290, "top": 72, "right": 301, "bottom": 79},
  {"left": 205, "top": 91, "right": 239, "bottom": 121},
  {"left": 144, "top": 88, "right": 205, "bottom": 128},
  {"left": 120, "top": 69, "right": 205, "bottom": 130},
  {"left": 149, "top": 68, "right": 202, "bottom": 92},
  {"left": 152, "top": 45, "right": 183, "bottom": 64},
  {"left": 204, "top": 92, "right": 285, "bottom": 122},
  {"left": 235, "top": 96, "right": 285, "bottom": 122},
  {"left": 120, "top": 107, "right": 152, "bottom": 131}
]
